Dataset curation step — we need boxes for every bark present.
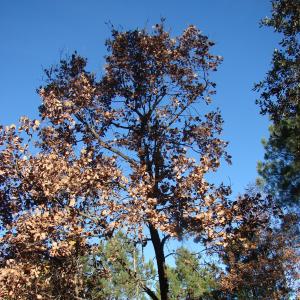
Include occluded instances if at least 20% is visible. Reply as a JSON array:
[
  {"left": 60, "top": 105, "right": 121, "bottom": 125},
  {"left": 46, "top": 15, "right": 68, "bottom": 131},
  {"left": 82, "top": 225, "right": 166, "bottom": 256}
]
[{"left": 149, "top": 223, "right": 169, "bottom": 300}]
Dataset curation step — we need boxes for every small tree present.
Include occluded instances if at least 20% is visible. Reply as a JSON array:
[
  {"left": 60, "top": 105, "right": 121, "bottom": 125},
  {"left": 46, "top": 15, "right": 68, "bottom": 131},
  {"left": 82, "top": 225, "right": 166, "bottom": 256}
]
[
  {"left": 84, "top": 234, "right": 217, "bottom": 299},
  {"left": 167, "top": 247, "right": 218, "bottom": 299},
  {"left": 84, "top": 232, "right": 156, "bottom": 299}
]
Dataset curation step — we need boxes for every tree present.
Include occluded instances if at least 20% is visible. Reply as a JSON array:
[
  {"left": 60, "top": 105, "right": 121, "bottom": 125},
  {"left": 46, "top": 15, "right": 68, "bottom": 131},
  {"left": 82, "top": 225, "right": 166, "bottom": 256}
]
[
  {"left": 257, "top": 114, "right": 300, "bottom": 205},
  {"left": 255, "top": 0, "right": 300, "bottom": 206},
  {"left": 255, "top": 0, "right": 300, "bottom": 121},
  {"left": 219, "top": 193, "right": 299, "bottom": 299},
  {"left": 84, "top": 232, "right": 156, "bottom": 299},
  {"left": 84, "top": 233, "right": 218, "bottom": 299},
  {"left": 166, "top": 247, "right": 218, "bottom": 299},
  {"left": 253, "top": 2, "right": 300, "bottom": 295},
  {"left": 0, "top": 21, "right": 286, "bottom": 299}
]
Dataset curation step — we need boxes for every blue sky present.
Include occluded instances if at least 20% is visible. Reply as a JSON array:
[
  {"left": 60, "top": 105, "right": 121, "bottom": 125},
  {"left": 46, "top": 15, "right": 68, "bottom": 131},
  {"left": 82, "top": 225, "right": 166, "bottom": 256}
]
[{"left": 0, "top": 0, "right": 278, "bottom": 197}]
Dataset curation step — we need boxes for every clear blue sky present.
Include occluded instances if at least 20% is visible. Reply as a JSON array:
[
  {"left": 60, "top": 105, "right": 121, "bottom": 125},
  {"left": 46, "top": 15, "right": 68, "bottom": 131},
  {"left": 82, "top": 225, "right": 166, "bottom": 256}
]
[{"left": 0, "top": 0, "right": 278, "bottom": 197}]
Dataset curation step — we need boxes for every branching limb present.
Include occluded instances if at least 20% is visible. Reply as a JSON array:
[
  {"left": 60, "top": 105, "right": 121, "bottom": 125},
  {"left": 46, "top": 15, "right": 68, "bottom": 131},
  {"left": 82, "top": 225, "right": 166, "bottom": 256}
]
[{"left": 75, "top": 113, "right": 138, "bottom": 167}]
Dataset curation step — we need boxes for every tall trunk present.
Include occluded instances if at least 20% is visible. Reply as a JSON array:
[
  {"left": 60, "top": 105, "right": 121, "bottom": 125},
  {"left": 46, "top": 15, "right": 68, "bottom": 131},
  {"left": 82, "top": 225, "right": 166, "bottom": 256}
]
[
  {"left": 139, "top": 119, "right": 169, "bottom": 299},
  {"left": 149, "top": 223, "right": 169, "bottom": 300}
]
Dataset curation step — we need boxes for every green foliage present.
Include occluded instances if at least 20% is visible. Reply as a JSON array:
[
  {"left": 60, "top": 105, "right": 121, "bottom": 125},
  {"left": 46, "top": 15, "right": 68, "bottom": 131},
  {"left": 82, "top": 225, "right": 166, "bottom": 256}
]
[
  {"left": 255, "top": 0, "right": 300, "bottom": 207},
  {"left": 84, "top": 233, "right": 156, "bottom": 299},
  {"left": 167, "top": 247, "right": 218, "bottom": 299},
  {"left": 257, "top": 109, "right": 300, "bottom": 205},
  {"left": 84, "top": 234, "right": 218, "bottom": 299},
  {"left": 254, "top": 0, "right": 300, "bottom": 121}
]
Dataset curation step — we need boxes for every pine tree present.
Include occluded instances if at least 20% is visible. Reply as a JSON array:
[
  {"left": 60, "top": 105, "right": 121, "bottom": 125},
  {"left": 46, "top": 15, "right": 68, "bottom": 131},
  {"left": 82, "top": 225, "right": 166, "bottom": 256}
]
[{"left": 255, "top": 0, "right": 300, "bottom": 206}]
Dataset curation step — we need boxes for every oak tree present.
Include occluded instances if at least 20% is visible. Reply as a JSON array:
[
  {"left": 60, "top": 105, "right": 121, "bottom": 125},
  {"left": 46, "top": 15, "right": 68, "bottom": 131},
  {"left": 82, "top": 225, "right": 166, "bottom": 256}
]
[{"left": 0, "top": 21, "right": 289, "bottom": 299}]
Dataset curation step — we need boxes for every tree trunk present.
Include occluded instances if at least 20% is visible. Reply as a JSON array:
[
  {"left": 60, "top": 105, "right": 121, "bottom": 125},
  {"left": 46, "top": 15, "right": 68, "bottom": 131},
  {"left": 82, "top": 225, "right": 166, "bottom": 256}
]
[{"left": 149, "top": 223, "right": 169, "bottom": 300}]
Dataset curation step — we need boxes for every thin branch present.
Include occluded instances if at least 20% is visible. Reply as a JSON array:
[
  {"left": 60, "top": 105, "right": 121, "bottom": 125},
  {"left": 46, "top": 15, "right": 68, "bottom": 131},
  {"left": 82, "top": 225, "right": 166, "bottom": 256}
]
[
  {"left": 161, "top": 234, "right": 171, "bottom": 247},
  {"left": 165, "top": 81, "right": 209, "bottom": 129},
  {"left": 115, "top": 256, "right": 159, "bottom": 300},
  {"left": 111, "top": 121, "right": 134, "bottom": 130},
  {"left": 75, "top": 113, "right": 138, "bottom": 167},
  {"left": 164, "top": 251, "right": 176, "bottom": 259}
]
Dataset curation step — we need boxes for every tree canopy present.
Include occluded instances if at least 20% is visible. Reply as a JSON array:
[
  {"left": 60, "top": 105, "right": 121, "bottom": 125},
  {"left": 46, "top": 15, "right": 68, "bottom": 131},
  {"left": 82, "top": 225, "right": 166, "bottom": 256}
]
[
  {"left": 255, "top": 0, "right": 300, "bottom": 206},
  {"left": 255, "top": 0, "right": 300, "bottom": 121},
  {"left": 0, "top": 19, "right": 298, "bottom": 300}
]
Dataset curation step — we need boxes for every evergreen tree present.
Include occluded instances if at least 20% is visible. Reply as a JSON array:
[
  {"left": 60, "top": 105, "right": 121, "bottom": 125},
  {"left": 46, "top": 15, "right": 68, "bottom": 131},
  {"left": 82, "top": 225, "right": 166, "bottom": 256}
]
[
  {"left": 257, "top": 113, "right": 300, "bottom": 205},
  {"left": 255, "top": 0, "right": 300, "bottom": 206},
  {"left": 84, "top": 232, "right": 156, "bottom": 299},
  {"left": 167, "top": 247, "right": 217, "bottom": 299},
  {"left": 84, "top": 234, "right": 218, "bottom": 299}
]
